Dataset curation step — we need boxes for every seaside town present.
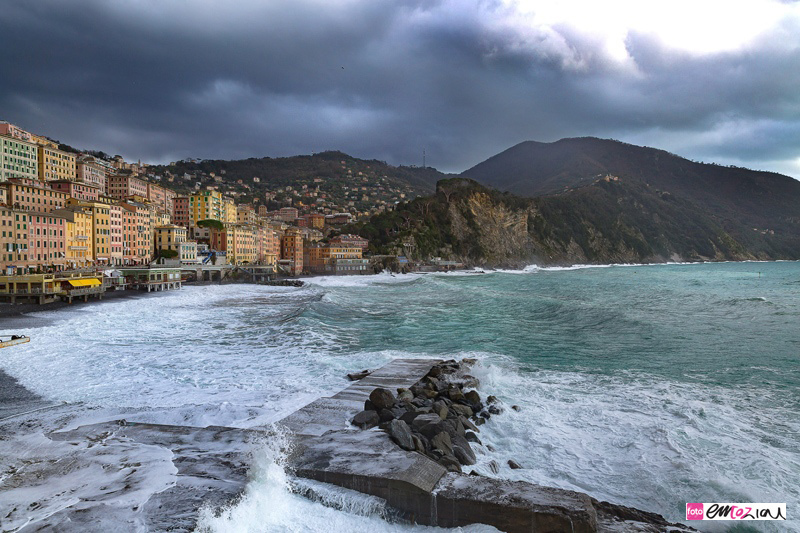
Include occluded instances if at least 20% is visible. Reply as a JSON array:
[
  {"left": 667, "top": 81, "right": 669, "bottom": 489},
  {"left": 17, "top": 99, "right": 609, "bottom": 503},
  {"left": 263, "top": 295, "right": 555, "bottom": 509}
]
[{"left": 0, "top": 120, "right": 460, "bottom": 306}]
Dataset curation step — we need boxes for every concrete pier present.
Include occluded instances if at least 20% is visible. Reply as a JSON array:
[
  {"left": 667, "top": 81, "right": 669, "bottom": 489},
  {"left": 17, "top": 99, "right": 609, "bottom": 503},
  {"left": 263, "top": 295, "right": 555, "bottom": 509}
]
[{"left": 4, "top": 359, "right": 693, "bottom": 532}]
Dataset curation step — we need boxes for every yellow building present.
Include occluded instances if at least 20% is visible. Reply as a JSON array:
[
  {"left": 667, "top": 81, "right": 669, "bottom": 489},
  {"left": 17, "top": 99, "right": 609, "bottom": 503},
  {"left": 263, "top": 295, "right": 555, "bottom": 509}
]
[
  {"left": 154, "top": 224, "right": 188, "bottom": 257},
  {"left": 55, "top": 207, "right": 94, "bottom": 268},
  {"left": 1, "top": 135, "right": 38, "bottom": 182},
  {"left": 189, "top": 189, "right": 223, "bottom": 225},
  {"left": 223, "top": 197, "right": 237, "bottom": 224},
  {"left": 38, "top": 146, "right": 76, "bottom": 182},
  {"left": 67, "top": 199, "right": 111, "bottom": 264},
  {"left": 229, "top": 224, "right": 256, "bottom": 264}
]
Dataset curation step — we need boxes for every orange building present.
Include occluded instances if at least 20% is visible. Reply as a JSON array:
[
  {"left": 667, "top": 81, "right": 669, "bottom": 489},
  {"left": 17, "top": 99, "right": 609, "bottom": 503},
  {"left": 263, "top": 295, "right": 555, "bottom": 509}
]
[
  {"left": 0, "top": 178, "right": 68, "bottom": 213},
  {"left": 280, "top": 228, "right": 303, "bottom": 275}
]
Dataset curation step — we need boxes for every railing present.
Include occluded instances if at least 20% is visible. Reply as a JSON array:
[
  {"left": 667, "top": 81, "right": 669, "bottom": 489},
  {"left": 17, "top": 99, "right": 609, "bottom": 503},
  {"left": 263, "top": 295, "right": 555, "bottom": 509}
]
[
  {"left": 0, "top": 288, "right": 59, "bottom": 295},
  {"left": 65, "top": 287, "right": 105, "bottom": 296}
]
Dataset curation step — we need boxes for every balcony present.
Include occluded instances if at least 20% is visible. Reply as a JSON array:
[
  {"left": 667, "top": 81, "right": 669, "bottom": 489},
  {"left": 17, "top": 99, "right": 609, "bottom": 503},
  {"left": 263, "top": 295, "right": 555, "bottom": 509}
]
[
  {"left": 76, "top": 235, "right": 89, "bottom": 241},
  {"left": 68, "top": 246, "right": 88, "bottom": 251}
]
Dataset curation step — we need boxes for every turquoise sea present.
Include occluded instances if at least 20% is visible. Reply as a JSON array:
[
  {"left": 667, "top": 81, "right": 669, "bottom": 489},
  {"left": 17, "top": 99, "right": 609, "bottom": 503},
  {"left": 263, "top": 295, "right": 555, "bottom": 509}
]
[{"left": 1, "top": 261, "right": 798, "bottom": 531}]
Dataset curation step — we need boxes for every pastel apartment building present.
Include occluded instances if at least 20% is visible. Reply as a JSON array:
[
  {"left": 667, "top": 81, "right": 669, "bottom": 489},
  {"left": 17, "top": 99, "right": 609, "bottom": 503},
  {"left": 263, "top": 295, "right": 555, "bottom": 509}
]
[
  {"left": 38, "top": 146, "right": 76, "bottom": 182},
  {"left": 76, "top": 155, "right": 108, "bottom": 190},
  {"left": 54, "top": 207, "right": 94, "bottom": 268},
  {"left": 0, "top": 208, "right": 30, "bottom": 270},
  {"left": 173, "top": 197, "right": 189, "bottom": 228},
  {"left": 106, "top": 173, "right": 148, "bottom": 199},
  {"left": 189, "top": 190, "right": 224, "bottom": 225},
  {"left": 27, "top": 212, "right": 66, "bottom": 268},
  {"left": 0, "top": 178, "right": 68, "bottom": 212},
  {"left": 280, "top": 228, "right": 303, "bottom": 275},
  {"left": 120, "top": 200, "right": 153, "bottom": 264},
  {"left": 1, "top": 135, "right": 38, "bottom": 182},
  {"left": 67, "top": 199, "right": 112, "bottom": 264},
  {"left": 49, "top": 180, "right": 101, "bottom": 202}
]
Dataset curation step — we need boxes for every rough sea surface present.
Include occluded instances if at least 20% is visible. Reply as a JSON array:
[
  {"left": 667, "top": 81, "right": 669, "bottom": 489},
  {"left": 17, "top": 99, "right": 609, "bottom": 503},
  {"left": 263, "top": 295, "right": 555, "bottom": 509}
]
[{"left": 0, "top": 261, "right": 798, "bottom": 532}]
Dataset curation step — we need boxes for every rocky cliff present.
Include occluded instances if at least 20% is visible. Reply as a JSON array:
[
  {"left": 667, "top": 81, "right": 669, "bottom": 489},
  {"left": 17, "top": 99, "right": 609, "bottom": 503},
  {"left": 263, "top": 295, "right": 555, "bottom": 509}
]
[{"left": 351, "top": 177, "right": 771, "bottom": 267}]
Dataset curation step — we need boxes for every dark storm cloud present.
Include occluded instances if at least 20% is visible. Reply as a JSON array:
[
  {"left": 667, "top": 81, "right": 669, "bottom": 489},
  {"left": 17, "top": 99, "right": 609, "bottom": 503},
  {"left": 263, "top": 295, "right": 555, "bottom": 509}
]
[{"left": 1, "top": 0, "right": 799, "bottom": 176}]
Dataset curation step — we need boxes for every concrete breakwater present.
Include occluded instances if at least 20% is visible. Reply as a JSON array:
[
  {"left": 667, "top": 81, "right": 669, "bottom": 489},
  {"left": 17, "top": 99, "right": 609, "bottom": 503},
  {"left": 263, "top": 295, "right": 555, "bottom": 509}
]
[
  {"left": 14, "top": 358, "right": 694, "bottom": 531},
  {"left": 285, "top": 358, "right": 693, "bottom": 532}
]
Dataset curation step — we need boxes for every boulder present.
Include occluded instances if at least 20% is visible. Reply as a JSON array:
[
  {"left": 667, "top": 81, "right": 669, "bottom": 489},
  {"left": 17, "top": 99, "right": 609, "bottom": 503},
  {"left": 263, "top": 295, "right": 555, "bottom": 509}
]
[
  {"left": 418, "top": 419, "right": 448, "bottom": 440},
  {"left": 438, "top": 454, "right": 462, "bottom": 473},
  {"left": 351, "top": 410, "right": 380, "bottom": 429},
  {"left": 422, "top": 389, "right": 439, "bottom": 399},
  {"left": 432, "top": 400, "right": 449, "bottom": 420},
  {"left": 461, "top": 375, "right": 480, "bottom": 388},
  {"left": 511, "top": 405, "right": 521, "bottom": 412},
  {"left": 346, "top": 369, "right": 371, "bottom": 381},
  {"left": 388, "top": 419, "right": 415, "bottom": 451},
  {"left": 486, "top": 395, "right": 498, "bottom": 404},
  {"left": 364, "top": 399, "right": 377, "bottom": 412},
  {"left": 397, "top": 388, "right": 414, "bottom": 403},
  {"left": 488, "top": 405, "right": 502, "bottom": 415},
  {"left": 451, "top": 434, "right": 476, "bottom": 465},
  {"left": 428, "top": 366, "right": 442, "bottom": 378},
  {"left": 412, "top": 434, "right": 427, "bottom": 453},
  {"left": 450, "top": 404, "right": 473, "bottom": 418},
  {"left": 369, "top": 388, "right": 396, "bottom": 411},
  {"left": 411, "top": 413, "right": 442, "bottom": 432},
  {"left": 379, "top": 409, "right": 395, "bottom": 423},
  {"left": 400, "top": 410, "right": 421, "bottom": 426},
  {"left": 447, "top": 387, "right": 465, "bottom": 402},
  {"left": 453, "top": 445, "right": 476, "bottom": 466},
  {"left": 508, "top": 459, "right": 522, "bottom": 469},
  {"left": 488, "top": 460, "right": 500, "bottom": 474},
  {"left": 461, "top": 357, "right": 477, "bottom": 367},
  {"left": 390, "top": 406, "right": 408, "bottom": 419},
  {"left": 464, "top": 390, "right": 482, "bottom": 410},
  {"left": 460, "top": 416, "right": 479, "bottom": 433},
  {"left": 441, "top": 418, "right": 465, "bottom": 438},
  {"left": 431, "top": 431, "right": 454, "bottom": 456},
  {"left": 464, "top": 431, "right": 481, "bottom": 445}
]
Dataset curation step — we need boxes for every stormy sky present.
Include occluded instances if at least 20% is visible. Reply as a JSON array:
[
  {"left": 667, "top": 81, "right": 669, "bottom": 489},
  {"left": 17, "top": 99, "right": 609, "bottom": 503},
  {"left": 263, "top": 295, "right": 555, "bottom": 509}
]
[{"left": 1, "top": 0, "right": 799, "bottom": 177}]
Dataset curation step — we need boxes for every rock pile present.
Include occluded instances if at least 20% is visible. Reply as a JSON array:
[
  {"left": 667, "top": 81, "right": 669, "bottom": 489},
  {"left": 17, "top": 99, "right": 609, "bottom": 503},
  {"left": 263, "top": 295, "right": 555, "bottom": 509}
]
[{"left": 350, "top": 359, "right": 500, "bottom": 473}]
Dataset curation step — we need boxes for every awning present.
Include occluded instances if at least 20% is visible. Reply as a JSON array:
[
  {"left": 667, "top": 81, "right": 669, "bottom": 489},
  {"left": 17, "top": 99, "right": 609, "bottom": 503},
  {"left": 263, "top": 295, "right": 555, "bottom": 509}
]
[{"left": 68, "top": 279, "right": 101, "bottom": 287}]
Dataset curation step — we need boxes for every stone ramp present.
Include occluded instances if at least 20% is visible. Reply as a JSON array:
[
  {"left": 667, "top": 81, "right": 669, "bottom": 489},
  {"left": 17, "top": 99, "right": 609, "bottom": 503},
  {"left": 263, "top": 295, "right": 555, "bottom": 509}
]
[{"left": 280, "top": 358, "right": 440, "bottom": 436}]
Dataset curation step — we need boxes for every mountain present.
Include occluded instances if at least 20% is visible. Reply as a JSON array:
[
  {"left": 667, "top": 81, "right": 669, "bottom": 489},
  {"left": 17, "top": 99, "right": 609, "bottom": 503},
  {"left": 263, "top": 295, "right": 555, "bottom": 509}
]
[
  {"left": 461, "top": 137, "right": 800, "bottom": 259},
  {"left": 152, "top": 151, "right": 448, "bottom": 213}
]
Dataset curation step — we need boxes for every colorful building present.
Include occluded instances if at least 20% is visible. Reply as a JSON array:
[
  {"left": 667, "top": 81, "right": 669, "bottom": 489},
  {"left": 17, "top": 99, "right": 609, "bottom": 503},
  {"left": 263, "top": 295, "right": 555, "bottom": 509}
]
[
  {"left": 189, "top": 189, "right": 224, "bottom": 225},
  {"left": 106, "top": 173, "right": 148, "bottom": 199},
  {"left": 280, "top": 228, "right": 303, "bottom": 275},
  {"left": 153, "top": 224, "right": 187, "bottom": 256},
  {"left": 0, "top": 178, "right": 68, "bottom": 213},
  {"left": 120, "top": 200, "right": 153, "bottom": 264},
  {"left": 27, "top": 212, "right": 66, "bottom": 269},
  {"left": 67, "top": 199, "right": 111, "bottom": 264},
  {"left": 0, "top": 208, "right": 30, "bottom": 270},
  {"left": 330, "top": 234, "right": 369, "bottom": 251},
  {"left": 54, "top": 207, "right": 94, "bottom": 269},
  {"left": 75, "top": 155, "right": 108, "bottom": 190},
  {"left": 1, "top": 135, "right": 39, "bottom": 182},
  {"left": 37, "top": 146, "right": 76, "bottom": 182},
  {"left": 109, "top": 204, "right": 124, "bottom": 265},
  {"left": 49, "top": 180, "right": 101, "bottom": 202},
  {"left": 173, "top": 196, "right": 189, "bottom": 228}
]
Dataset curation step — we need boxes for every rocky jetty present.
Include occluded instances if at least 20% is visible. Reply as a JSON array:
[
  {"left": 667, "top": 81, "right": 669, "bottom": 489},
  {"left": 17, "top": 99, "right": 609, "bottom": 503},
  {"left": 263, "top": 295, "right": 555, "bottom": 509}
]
[
  {"left": 350, "top": 359, "right": 489, "bottom": 473},
  {"left": 261, "top": 279, "right": 305, "bottom": 287}
]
